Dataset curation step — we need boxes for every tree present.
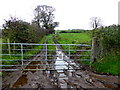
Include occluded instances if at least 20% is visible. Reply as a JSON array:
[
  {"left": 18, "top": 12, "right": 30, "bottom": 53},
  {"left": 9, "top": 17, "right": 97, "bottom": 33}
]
[
  {"left": 90, "top": 17, "right": 102, "bottom": 29},
  {"left": 2, "top": 17, "right": 46, "bottom": 43},
  {"left": 34, "top": 5, "right": 56, "bottom": 29},
  {"left": 2, "top": 17, "right": 29, "bottom": 43},
  {"left": 90, "top": 17, "right": 102, "bottom": 37}
]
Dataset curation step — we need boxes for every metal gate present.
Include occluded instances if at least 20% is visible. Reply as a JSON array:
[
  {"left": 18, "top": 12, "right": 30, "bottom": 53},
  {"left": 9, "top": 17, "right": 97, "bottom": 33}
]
[{"left": 0, "top": 43, "right": 91, "bottom": 71}]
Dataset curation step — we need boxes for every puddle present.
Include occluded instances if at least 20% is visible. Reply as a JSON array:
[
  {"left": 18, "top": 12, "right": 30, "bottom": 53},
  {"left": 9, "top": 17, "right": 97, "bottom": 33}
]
[
  {"left": 12, "top": 75, "right": 28, "bottom": 88},
  {"left": 104, "top": 83, "right": 118, "bottom": 88},
  {"left": 54, "top": 46, "right": 77, "bottom": 88},
  {"left": 55, "top": 47, "right": 76, "bottom": 72},
  {"left": 12, "top": 60, "right": 43, "bottom": 88},
  {"left": 55, "top": 48, "right": 67, "bottom": 70}
]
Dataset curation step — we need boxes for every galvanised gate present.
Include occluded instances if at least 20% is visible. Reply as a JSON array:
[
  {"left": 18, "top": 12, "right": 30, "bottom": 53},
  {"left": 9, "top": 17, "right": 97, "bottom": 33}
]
[{"left": 0, "top": 43, "right": 91, "bottom": 71}]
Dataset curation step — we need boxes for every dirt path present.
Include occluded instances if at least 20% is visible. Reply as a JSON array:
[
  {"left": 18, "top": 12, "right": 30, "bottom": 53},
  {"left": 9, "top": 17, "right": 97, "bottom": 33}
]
[{"left": 1, "top": 42, "right": 119, "bottom": 89}]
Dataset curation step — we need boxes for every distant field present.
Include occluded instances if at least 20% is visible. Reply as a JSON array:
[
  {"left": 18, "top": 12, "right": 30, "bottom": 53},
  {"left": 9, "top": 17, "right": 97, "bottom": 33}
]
[{"left": 55, "top": 33, "right": 92, "bottom": 44}]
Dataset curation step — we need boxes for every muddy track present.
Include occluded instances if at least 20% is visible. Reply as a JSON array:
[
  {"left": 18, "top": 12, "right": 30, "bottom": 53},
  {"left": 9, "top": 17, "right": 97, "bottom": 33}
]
[
  {"left": 53, "top": 36, "right": 119, "bottom": 89},
  {"left": 2, "top": 38, "right": 120, "bottom": 89},
  {"left": 2, "top": 41, "right": 57, "bottom": 88}
]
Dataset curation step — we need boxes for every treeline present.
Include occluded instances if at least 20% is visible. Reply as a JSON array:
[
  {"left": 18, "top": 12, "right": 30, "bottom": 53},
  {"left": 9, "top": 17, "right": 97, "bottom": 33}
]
[
  {"left": 2, "top": 17, "right": 49, "bottom": 43},
  {"left": 93, "top": 25, "right": 120, "bottom": 58},
  {"left": 59, "top": 30, "right": 86, "bottom": 33}
]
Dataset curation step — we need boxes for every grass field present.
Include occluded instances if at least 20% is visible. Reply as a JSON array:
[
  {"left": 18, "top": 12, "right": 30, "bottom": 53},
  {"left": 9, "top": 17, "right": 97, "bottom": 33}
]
[
  {"left": 55, "top": 32, "right": 92, "bottom": 65},
  {"left": 55, "top": 33, "right": 92, "bottom": 44}
]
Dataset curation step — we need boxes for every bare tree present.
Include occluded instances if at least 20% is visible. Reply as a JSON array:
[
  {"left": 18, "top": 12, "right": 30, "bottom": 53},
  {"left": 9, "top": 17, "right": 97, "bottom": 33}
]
[
  {"left": 90, "top": 17, "right": 102, "bottom": 29},
  {"left": 34, "top": 5, "right": 55, "bottom": 29}
]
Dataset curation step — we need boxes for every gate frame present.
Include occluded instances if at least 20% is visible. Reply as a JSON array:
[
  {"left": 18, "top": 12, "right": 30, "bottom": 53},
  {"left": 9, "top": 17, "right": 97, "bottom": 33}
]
[{"left": 0, "top": 43, "right": 92, "bottom": 71}]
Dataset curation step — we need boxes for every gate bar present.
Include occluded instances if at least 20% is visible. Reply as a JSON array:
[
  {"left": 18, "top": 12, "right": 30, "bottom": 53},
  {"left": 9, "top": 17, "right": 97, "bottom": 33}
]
[{"left": 21, "top": 44, "right": 24, "bottom": 69}]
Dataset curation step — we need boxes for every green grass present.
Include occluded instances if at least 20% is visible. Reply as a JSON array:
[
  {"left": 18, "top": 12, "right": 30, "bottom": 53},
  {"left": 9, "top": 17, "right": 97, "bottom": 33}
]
[
  {"left": 0, "top": 38, "right": 2, "bottom": 42},
  {"left": 2, "top": 36, "right": 46, "bottom": 65},
  {"left": 55, "top": 33, "right": 91, "bottom": 44},
  {"left": 47, "top": 34, "right": 56, "bottom": 50},
  {"left": 46, "top": 35, "right": 56, "bottom": 59},
  {"left": 47, "top": 34, "right": 55, "bottom": 44},
  {"left": 0, "top": 72, "right": 2, "bottom": 77},
  {"left": 55, "top": 32, "right": 91, "bottom": 53},
  {"left": 23, "top": 36, "right": 46, "bottom": 59},
  {"left": 92, "top": 54, "right": 120, "bottom": 75}
]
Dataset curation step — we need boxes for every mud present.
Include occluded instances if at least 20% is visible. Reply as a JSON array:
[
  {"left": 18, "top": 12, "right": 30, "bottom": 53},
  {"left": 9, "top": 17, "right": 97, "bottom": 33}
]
[
  {"left": 12, "top": 75, "right": 28, "bottom": 88},
  {"left": 2, "top": 43, "right": 119, "bottom": 89}
]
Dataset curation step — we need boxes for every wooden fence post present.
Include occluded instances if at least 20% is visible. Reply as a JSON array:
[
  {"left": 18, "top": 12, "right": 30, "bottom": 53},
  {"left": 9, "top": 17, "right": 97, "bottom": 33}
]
[
  {"left": 7, "top": 38, "right": 11, "bottom": 59},
  {"left": 91, "top": 37, "right": 98, "bottom": 63},
  {"left": 13, "top": 41, "right": 15, "bottom": 54}
]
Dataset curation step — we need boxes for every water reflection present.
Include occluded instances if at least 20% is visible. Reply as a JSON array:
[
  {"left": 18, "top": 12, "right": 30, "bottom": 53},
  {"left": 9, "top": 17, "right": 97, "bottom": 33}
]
[{"left": 55, "top": 47, "right": 76, "bottom": 72}]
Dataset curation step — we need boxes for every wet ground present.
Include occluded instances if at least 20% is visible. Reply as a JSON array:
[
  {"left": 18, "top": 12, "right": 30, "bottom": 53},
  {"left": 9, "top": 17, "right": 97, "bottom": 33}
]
[{"left": 1, "top": 45, "right": 120, "bottom": 89}]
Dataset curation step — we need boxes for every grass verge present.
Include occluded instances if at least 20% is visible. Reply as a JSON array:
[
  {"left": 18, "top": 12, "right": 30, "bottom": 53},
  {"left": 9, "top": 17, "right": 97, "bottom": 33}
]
[{"left": 92, "top": 54, "right": 120, "bottom": 75}]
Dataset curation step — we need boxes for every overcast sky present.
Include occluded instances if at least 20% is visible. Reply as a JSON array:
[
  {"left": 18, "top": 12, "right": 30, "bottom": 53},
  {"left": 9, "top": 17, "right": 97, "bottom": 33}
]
[{"left": 0, "top": 0, "right": 119, "bottom": 30}]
